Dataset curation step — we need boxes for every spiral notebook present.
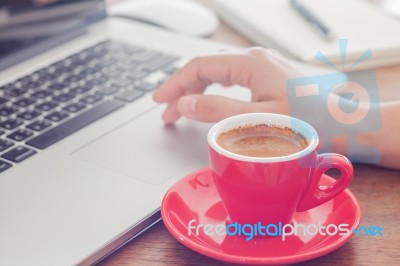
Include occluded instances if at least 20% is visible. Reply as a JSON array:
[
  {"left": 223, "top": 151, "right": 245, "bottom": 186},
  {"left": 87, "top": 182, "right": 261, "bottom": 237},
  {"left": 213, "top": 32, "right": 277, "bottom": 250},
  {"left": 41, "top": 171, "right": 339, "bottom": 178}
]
[{"left": 215, "top": 0, "right": 400, "bottom": 70}]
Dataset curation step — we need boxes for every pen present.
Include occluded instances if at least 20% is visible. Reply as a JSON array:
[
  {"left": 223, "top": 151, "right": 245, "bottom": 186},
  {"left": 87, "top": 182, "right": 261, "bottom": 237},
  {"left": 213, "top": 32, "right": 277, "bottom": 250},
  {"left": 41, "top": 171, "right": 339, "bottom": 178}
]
[{"left": 290, "top": 0, "right": 336, "bottom": 41}]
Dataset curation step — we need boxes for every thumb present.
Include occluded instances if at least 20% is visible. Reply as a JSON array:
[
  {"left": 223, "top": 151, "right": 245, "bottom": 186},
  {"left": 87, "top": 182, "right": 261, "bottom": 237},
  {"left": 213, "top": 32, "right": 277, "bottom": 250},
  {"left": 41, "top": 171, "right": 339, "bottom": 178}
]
[{"left": 177, "top": 94, "right": 273, "bottom": 123}]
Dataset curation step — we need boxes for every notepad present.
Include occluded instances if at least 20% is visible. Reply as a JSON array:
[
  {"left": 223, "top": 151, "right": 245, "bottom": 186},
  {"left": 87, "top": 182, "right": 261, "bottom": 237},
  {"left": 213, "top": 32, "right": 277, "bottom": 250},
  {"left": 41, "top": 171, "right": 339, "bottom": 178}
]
[{"left": 215, "top": 0, "right": 400, "bottom": 70}]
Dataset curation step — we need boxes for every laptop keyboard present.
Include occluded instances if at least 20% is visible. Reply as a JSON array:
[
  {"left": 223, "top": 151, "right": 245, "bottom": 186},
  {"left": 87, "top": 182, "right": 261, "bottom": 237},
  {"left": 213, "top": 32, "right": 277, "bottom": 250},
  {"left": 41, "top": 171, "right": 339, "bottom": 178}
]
[{"left": 0, "top": 40, "right": 179, "bottom": 173}]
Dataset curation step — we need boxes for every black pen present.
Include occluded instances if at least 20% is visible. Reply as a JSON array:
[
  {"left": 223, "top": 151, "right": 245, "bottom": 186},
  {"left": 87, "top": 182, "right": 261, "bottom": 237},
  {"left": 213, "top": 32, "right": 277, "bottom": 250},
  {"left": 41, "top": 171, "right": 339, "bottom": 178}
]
[{"left": 290, "top": 0, "right": 336, "bottom": 41}]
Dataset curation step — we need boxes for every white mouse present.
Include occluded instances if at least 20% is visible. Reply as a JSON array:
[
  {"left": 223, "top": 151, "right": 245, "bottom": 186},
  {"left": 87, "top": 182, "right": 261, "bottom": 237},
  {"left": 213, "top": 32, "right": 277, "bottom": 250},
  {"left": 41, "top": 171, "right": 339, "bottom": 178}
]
[{"left": 109, "top": 0, "right": 220, "bottom": 37}]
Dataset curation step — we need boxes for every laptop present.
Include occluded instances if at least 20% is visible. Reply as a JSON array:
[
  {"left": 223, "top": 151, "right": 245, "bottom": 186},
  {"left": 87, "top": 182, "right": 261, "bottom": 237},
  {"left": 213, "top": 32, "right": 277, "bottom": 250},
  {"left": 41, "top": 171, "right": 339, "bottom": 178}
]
[{"left": 0, "top": 1, "right": 249, "bottom": 265}]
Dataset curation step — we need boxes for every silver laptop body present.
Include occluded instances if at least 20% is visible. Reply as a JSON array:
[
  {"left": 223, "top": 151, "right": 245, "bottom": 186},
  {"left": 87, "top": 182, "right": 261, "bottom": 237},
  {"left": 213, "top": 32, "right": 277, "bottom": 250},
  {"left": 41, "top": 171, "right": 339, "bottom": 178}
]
[{"left": 0, "top": 1, "right": 249, "bottom": 265}]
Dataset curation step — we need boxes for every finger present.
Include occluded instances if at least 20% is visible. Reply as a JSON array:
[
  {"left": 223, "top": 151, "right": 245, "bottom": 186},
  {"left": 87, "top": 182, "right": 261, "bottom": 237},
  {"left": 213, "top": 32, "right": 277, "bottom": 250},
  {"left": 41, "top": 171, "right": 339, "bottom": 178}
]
[
  {"left": 153, "top": 52, "right": 266, "bottom": 103},
  {"left": 176, "top": 94, "right": 282, "bottom": 123},
  {"left": 161, "top": 99, "right": 181, "bottom": 124}
]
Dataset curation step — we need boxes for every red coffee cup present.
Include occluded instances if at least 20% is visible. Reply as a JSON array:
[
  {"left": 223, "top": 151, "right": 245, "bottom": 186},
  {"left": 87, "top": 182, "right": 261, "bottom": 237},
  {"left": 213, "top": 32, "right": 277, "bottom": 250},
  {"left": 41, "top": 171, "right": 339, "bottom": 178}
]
[{"left": 207, "top": 113, "right": 353, "bottom": 225}]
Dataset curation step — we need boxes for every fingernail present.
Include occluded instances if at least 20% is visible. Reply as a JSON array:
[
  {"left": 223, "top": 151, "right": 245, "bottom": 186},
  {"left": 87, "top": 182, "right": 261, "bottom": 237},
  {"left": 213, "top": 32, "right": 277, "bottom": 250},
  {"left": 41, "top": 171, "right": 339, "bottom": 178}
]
[
  {"left": 178, "top": 95, "right": 197, "bottom": 114},
  {"left": 152, "top": 90, "right": 161, "bottom": 102}
]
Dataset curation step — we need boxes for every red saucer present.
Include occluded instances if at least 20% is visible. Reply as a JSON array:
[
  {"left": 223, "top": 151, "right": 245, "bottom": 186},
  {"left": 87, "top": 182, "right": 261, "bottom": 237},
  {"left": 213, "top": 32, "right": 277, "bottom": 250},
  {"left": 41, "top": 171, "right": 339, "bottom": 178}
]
[{"left": 161, "top": 168, "right": 361, "bottom": 265}]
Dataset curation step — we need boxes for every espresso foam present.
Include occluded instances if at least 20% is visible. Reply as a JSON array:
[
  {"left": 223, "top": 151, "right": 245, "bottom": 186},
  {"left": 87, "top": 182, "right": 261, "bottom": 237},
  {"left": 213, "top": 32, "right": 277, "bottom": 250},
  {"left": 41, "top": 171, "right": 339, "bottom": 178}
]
[{"left": 217, "top": 124, "right": 308, "bottom": 158}]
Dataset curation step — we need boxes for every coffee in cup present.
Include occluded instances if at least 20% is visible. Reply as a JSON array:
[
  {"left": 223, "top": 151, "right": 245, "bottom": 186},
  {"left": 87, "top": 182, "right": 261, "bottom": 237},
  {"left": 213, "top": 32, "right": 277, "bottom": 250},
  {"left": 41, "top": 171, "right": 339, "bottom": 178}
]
[{"left": 216, "top": 124, "right": 308, "bottom": 158}]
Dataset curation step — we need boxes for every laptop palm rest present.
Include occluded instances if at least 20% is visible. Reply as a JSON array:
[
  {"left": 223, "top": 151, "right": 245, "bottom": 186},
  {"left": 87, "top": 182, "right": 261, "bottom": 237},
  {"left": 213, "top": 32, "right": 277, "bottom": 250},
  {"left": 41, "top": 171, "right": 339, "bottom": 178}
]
[{"left": 71, "top": 106, "right": 211, "bottom": 185}]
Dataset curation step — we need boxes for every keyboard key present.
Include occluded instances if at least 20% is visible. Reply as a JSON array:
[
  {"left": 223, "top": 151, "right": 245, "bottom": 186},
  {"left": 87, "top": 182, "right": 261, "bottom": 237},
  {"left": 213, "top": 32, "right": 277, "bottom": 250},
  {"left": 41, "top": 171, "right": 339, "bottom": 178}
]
[
  {"left": 96, "top": 85, "right": 120, "bottom": 95},
  {"left": 64, "top": 75, "right": 82, "bottom": 84},
  {"left": 34, "top": 68, "right": 46, "bottom": 77},
  {"left": 47, "top": 82, "right": 68, "bottom": 91},
  {"left": 25, "top": 80, "right": 45, "bottom": 90},
  {"left": 118, "top": 57, "right": 134, "bottom": 65},
  {"left": 69, "top": 53, "right": 93, "bottom": 64},
  {"left": 135, "top": 82, "right": 158, "bottom": 92},
  {"left": 75, "top": 69, "right": 90, "bottom": 80},
  {"left": 27, "top": 100, "right": 124, "bottom": 149},
  {"left": 51, "top": 61, "right": 69, "bottom": 72},
  {"left": 163, "top": 65, "right": 179, "bottom": 75},
  {"left": 17, "top": 110, "right": 41, "bottom": 121},
  {"left": 5, "top": 88, "right": 26, "bottom": 97},
  {"left": 102, "top": 66, "right": 123, "bottom": 77},
  {"left": 115, "top": 90, "right": 144, "bottom": 102},
  {"left": 142, "top": 55, "right": 177, "bottom": 71},
  {"left": 117, "top": 61, "right": 137, "bottom": 70},
  {"left": 98, "top": 57, "right": 117, "bottom": 66},
  {"left": 36, "top": 66, "right": 58, "bottom": 81},
  {"left": 1, "top": 146, "right": 36, "bottom": 163},
  {"left": 39, "top": 72, "right": 57, "bottom": 82},
  {"left": 126, "top": 70, "right": 148, "bottom": 80},
  {"left": 123, "top": 44, "right": 143, "bottom": 54},
  {"left": 0, "top": 106, "right": 18, "bottom": 117},
  {"left": 81, "top": 93, "right": 103, "bottom": 104},
  {"left": 71, "top": 84, "right": 93, "bottom": 95},
  {"left": 157, "top": 77, "right": 169, "bottom": 86},
  {"left": 0, "top": 119, "right": 24, "bottom": 130},
  {"left": 14, "top": 98, "right": 36, "bottom": 108},
  {"left": 15, "top": 76, "right": 31, "bottom": 86},
  {"left": 36, "top": 101, "right": 58, "bottom": 112},
  {"left": 1, "top": 83, "right": 18, "bottom": 92},
  {"left": 110, "top": 77, "right": 133, "bottom": 87},
  {"left": 91, "top": 76, "right": 108, "bottom": 85},
  {"left": 53, "top": 92, "right": 76, "bottom": 103},
  {"left": 63, "top": 60, "right": 76, "bottom": 69},
  {"left": 7, "top": 129, "right": 34, "bottom": 142},
  {"left": 0, "top": 83, "right": 16, "bottom": 91},
  {"left": 86, "top": 64, "right": 103, "bottom": 74},
  {"left": 45, "top": 111, "right": 69, "bottom": 122},
  {"left": 31, "top": 89, "right": 52, "bottom": 99},
  {"left": 131, "top": 50, "right": 160, "bottom": 63},
  {"left": 27, "top": 120, "right": 52, "bottom": 132},
  {"left": 112, "top": 49, "right": 132, "bottom": 59},
  {"left": 0, "top": 160, "right": 12, "bottom": 173},
  {"left": 0, "top": 139, "right": 14, "bottom": 152},
  {"left": 63, "top": 102, "right": 86, "bottom": 113},
  {"left": 0, "top": 97, "right": 8, "bottom": 105}
]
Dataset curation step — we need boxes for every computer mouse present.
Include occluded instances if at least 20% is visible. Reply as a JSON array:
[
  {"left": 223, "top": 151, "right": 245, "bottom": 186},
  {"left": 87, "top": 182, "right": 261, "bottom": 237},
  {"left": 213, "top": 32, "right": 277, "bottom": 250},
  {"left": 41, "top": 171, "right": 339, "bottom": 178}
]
[{"left": 109, "top": 0, "right": 220, "bottom": 37}]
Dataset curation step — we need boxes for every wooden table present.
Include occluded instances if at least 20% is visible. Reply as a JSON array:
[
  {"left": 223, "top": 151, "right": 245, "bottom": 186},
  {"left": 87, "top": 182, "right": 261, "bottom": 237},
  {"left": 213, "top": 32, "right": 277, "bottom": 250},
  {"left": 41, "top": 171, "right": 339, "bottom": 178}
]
[{"left": 100, "top": 1, "right": 400, "bottom": 265}]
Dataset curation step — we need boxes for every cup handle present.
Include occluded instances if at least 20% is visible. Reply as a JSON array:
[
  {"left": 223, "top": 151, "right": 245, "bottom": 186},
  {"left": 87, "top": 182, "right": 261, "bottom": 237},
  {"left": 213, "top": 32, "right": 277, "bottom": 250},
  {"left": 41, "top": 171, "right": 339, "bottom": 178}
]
[{"left": 296, "top": 153, "right": 353, "bottom": 212}]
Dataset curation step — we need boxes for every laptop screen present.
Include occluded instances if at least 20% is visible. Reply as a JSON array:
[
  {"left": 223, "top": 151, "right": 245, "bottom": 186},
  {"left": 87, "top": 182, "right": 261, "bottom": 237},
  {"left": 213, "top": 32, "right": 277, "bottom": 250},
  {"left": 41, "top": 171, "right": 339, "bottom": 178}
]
[{"left": 0, "top": 0, "right": 106, "bottom": 70}]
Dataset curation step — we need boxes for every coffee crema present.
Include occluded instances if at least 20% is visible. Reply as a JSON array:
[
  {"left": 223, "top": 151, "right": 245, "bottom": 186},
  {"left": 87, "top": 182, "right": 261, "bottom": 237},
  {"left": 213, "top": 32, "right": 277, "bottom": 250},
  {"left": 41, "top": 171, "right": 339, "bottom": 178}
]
[{"left": 217, "top": 124, "right": 308, "bottom": 158}]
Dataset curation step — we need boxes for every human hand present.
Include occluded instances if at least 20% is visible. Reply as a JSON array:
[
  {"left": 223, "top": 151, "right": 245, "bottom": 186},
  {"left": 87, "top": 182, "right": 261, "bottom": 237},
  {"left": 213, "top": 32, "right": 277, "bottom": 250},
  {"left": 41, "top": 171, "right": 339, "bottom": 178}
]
[{"left": 153, "top": 47, "right": 306, "bottom": 123}]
